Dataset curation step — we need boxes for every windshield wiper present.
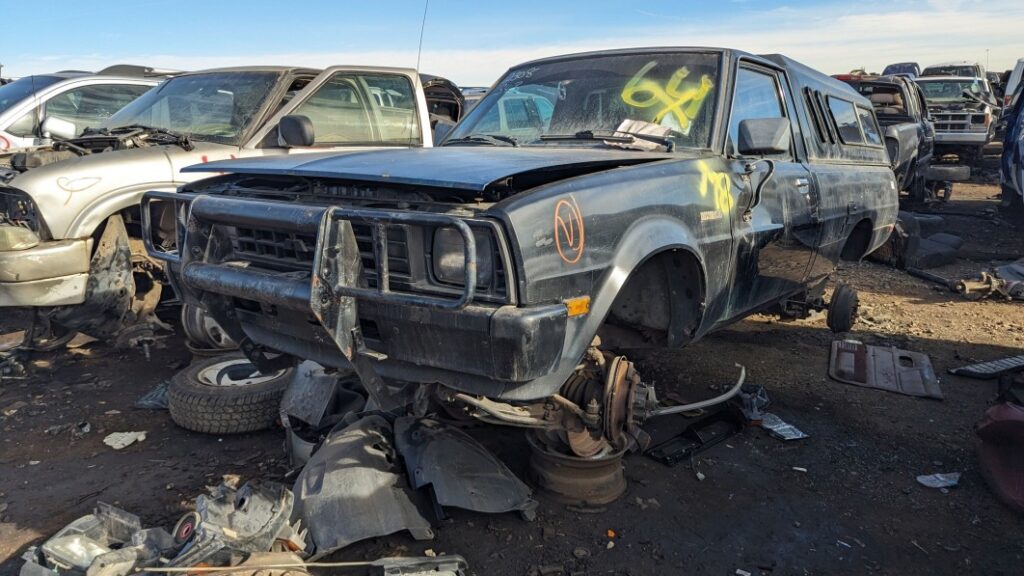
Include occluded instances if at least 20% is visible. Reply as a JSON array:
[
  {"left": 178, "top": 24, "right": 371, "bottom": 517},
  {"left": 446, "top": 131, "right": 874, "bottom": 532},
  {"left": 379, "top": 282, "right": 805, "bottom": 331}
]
[
  {"left": 444, "top": 134, "right": 519, "bottom": 147},
  {"left": 540, "top": 130, "right": 674, "bottom": 151},
  {"left": 83, "top": 124, "right": 195, "bottom": 151}
]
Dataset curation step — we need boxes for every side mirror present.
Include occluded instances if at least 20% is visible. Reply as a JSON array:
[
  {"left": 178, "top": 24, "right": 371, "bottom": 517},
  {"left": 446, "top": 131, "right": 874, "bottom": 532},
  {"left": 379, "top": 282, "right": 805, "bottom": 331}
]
[
  {"left": 737, "top": 118, "right": 791, "bottom": 156},
  {"left": 41, "top": 116, "right": 77, "bottom": 140},
  {"left": 277, "top": 115, "right": 314, "bottom": 148}
]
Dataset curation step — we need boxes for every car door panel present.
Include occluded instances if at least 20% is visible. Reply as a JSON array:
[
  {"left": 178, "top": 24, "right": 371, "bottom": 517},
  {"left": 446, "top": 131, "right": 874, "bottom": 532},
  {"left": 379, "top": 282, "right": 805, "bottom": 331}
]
[{"left": 723, "top": 64, "right": 820, "bottom": 320}]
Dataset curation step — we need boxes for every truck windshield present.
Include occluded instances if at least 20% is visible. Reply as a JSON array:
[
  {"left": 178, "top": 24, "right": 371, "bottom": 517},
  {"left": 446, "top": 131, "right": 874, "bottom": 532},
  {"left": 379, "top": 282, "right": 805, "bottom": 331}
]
[
  {"left": 0, "top": 75, "right": 64, "bottom": 116},
  {"left": 100, "top": 71, "right": 281, "bottom": 145},
  {"left": 447, "top": 52, "right": 721, "bottom": 150},
  {"left": 923, "top": 65, "right": 978, "bottom": 78},
  {"left": 917, "top": 78, "right": 986, "bottom": 103}
]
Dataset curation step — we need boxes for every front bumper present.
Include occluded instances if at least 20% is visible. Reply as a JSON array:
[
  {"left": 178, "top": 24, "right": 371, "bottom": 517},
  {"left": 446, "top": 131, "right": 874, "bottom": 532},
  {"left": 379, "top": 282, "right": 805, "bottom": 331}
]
[
  {"left": 0, "top": 239, "right": 91, "bottom": 306},
  {"left": 144, "top": 192, "right": 567, "bottom": 388},
  {"left": 934, "top": 131, "right": 990, "bottom": 145}
]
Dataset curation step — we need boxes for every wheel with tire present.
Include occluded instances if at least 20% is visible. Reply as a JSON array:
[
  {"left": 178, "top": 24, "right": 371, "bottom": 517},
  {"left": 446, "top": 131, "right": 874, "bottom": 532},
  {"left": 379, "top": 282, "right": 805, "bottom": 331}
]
[
  {"left": 827, "top": 283, "right": 859, "bottom": 333},
  {"left": 181, "top": 303, "right": 238, "bottom": 356},
  {"left": 168, "top": 353, "right": 293, "bottom": 434}
]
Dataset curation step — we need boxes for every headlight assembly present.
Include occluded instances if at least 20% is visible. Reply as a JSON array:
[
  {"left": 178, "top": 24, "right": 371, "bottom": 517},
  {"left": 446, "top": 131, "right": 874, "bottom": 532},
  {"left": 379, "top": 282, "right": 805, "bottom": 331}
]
[
  {"left": 0, "top": 224, "right": 40, "bottom": 251},
  {"left": 432, "top": 226, "right": 493, "bottom": 287}
]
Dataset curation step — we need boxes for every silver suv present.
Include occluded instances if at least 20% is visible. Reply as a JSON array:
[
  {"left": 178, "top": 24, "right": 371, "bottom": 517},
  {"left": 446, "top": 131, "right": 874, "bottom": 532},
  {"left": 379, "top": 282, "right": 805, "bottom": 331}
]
[
  {"left": 0, "top": 65, "right": 456, "bottom": 349},
  {"left": 0, "top": 65, "right": 174, "bottom": 152}
]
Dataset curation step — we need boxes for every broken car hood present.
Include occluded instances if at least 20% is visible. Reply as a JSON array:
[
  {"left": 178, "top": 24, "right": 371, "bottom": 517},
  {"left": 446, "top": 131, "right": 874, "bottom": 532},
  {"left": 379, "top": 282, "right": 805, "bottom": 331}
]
[{"left": 186, "top": 147, "right": 673, "bottom": 193}]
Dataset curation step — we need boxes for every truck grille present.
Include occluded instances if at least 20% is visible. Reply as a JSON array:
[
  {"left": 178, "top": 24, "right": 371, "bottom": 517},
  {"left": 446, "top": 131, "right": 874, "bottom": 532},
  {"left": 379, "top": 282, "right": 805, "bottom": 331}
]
[
  {"left": 932, "top": 112, "right": 978, "bottom": 132},
  {"left": 230, "top": 223, "right": 507, "bottom": 300}
]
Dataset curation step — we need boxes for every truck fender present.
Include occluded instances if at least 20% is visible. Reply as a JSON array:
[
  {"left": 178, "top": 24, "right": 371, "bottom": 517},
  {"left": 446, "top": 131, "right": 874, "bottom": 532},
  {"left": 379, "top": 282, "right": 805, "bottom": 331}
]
[
  {"left": 64, "top": 182, "right": 179, "bottom": 239},
  {"left": 579, "top": 216, "right": 708, "bottom": 352}
]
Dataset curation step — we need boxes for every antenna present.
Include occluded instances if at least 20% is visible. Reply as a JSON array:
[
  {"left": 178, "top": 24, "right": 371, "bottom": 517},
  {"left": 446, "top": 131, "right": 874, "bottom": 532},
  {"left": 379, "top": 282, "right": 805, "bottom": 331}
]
[{"left": 415, "top": 0, "right": 430, "bottom": 72}]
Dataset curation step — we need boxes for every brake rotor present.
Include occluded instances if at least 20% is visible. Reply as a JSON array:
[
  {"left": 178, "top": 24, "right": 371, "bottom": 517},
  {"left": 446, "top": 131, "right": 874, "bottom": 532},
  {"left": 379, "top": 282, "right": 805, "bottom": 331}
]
[
  {"left": 563, "top": 427, "right": 609, "bottom": 458},
  {"left": 603, "top": 356, "right": 632, "bottom": 450}
]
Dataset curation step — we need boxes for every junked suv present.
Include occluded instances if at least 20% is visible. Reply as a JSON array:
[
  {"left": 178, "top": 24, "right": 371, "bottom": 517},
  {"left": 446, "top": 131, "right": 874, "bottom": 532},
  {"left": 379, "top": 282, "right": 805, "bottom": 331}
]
[
  {"left": 0, "top": 65, "right": 458, "bottom": 348},
  {"left": 0, "top": 65, "right": 173, "bottom": 153}
]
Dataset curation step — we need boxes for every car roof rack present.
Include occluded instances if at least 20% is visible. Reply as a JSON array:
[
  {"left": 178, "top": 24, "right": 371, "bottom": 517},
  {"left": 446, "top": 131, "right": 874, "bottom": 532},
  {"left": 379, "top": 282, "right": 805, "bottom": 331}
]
[{"left": 96, "top": 64, "right": 182, "bottom": 78}]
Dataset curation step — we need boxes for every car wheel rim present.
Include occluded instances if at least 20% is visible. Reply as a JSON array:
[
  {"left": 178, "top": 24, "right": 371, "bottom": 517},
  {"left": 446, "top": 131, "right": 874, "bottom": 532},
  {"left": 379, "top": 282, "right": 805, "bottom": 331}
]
[{"left": 196, "top": 359, "right": 285, "bottom": 388}]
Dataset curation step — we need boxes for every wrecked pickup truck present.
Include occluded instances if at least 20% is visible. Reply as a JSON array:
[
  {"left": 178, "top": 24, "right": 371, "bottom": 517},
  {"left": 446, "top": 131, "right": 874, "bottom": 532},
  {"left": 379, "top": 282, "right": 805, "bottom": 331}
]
[
  {"left": 917, "top": 75, "right": 1001, "bottom": 165},
  {"left": 844, "top": 75, "right": 954, "bottom": 201},
  {"left": 0, "top": 65, "right": 460, "bottom": 349},
  {"left": 146, "top": 47, "right": 897, "bottom": 455}
]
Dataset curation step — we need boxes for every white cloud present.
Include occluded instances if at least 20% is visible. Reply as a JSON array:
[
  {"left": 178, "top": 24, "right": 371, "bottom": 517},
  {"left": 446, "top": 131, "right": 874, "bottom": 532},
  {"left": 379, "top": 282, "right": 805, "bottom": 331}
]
[{"left": 7, "top": 1, "right": 1023, "bottom": 85}]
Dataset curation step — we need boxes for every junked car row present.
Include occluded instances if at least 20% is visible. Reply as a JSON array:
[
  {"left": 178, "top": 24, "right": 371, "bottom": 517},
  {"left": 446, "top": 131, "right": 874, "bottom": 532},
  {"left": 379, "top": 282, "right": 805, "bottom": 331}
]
[
  {"left": 836, "top": 59, "right": 1015, "bottom": 202},
  {"left": 0, "top": 46, "right": 963, "bottom": 532}
]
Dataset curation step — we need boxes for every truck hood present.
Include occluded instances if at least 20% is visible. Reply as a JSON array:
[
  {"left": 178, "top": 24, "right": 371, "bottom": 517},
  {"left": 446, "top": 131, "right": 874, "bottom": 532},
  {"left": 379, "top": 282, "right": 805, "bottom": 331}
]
[{"left": 187, "top": 147, "right": 674, "bottom": 194}]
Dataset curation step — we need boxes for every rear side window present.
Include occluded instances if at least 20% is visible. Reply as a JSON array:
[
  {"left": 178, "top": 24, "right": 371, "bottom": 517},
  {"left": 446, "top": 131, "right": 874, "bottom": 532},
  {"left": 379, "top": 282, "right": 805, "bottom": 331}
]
[
  {"left": 827, "top": 97, "right": 863, "bottom": 144},
  {"left": 856, "top": 106, "right": 882, "bottom": 145},
  {"left": 803, "top": 88, "right": 827, "bottom": 144}
]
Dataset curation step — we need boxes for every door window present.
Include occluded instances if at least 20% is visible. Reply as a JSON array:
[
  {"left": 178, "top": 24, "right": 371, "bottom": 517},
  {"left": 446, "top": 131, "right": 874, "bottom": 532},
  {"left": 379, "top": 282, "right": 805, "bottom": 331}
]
[
  {"left": 289, "top": 72, "right": 421, "bottom": 146},
  {"left": 45, "top": 84, "right": 151, "bottom": 136},
  {"left": 728, "top": 67, "right": 788, "bottom": 157}
]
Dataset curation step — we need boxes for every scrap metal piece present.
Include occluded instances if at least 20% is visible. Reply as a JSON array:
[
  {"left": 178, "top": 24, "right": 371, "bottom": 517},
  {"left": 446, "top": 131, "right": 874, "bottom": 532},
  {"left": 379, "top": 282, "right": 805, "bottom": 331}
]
[
  {"left": 170, "top": 481, "right": 305, "bottom": 567},
  {"left": 828, "top": 341, "right": 942, "bottom": 400},
  {"left": 916, "top": 472, "right": 961, "bottom": 489},
  {"left": 949, "top": 355, "right": 1024, "bottom": 379},
  {"left": 370, "top": 555, "right": 469, "bottom": 575},
  {"left": 394, "top": 417, "right": 537, "bottom": 520},
  {"left": 293, "top": 415, "right": 433, "bottom": 559},
  {"left": 760, "top": 413, "right": 809, "bottom": 441},
  {"left": 645, "top": 408, "right": 744, "bottom": 467},
  {"left": 280, "top": 361, "right": 366, "bottom": 467},
  {"left": 279, "top": 361, "right": 342, "bottom": 430}
]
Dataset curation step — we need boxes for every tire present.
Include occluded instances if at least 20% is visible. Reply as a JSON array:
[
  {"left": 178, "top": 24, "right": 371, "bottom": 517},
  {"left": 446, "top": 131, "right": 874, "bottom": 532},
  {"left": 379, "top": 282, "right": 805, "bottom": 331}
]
[
  {"left": 168, "top": 353, "right": 293, "bottom": 434},
  {"left": 181, "top": 303, "right": 238, "bottom": 355},
  {"left": 827, "top": 284, "right": 859, "bottom": 333}
]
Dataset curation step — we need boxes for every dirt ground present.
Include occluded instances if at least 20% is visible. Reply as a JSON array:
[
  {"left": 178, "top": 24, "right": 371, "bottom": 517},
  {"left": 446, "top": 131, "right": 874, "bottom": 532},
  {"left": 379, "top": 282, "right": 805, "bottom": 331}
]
[{"left": 2, "top": 181, "right": 1024, "bottom": 576}]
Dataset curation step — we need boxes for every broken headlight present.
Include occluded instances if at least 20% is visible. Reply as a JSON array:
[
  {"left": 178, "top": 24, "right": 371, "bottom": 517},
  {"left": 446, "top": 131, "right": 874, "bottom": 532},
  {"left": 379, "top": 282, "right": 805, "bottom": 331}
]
[
  {"left": 432, "top": 226, "right": 493, "bottom": 287},
  {"left": 0, "top": 224, "right": 39, "bottom": 251}
]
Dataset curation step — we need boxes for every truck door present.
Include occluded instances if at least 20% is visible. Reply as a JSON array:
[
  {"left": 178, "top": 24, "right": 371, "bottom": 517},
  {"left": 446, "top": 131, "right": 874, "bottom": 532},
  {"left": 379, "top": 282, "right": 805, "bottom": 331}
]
[{"left": 724, "top": 64, "right": 821, "bottom": 319}]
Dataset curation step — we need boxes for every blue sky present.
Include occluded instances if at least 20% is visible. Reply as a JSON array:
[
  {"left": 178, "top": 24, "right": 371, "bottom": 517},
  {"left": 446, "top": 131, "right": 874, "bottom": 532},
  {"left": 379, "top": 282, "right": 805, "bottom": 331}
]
[{"left": 4, "top": 0, "right": 1022, "bottom": 85}]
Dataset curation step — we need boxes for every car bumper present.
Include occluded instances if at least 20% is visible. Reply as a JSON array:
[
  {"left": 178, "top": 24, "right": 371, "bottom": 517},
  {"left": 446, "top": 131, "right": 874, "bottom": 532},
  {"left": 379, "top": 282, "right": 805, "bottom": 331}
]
[
  {"left": 934, "top": 132, "right": 990, "bottom": 145},
  {"left": 0, "top": 239, "right": 91, "bottom": 306},
  {"left": 233, "top": 300, "right": 568, "bottom": 383}
]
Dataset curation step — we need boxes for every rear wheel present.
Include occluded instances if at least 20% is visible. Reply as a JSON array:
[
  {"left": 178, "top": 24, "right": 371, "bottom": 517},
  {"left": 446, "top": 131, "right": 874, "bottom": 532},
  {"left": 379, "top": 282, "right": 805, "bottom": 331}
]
[
  {"left": 827, "top": 283, "right": 859, "bottom": 333},
  {"left": 168, "top": 353, "right": 292, "bottom": 434}
]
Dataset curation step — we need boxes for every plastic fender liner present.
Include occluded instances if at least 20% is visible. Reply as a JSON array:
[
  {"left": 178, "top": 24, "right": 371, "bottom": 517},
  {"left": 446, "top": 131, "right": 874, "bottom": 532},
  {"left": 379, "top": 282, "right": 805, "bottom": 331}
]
[
  {"left": 394, "top": 417, "right": 538, "bottom": 520},
  {"left": 292, "top": 416, "right": 433, "bottom": 559}
]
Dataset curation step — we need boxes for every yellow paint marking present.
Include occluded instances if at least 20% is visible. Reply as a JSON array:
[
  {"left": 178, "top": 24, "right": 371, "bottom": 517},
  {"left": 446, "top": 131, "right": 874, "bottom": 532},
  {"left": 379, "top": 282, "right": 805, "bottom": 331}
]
[{"left": 621, "top": 61, "right": 714, "bottom": 133}]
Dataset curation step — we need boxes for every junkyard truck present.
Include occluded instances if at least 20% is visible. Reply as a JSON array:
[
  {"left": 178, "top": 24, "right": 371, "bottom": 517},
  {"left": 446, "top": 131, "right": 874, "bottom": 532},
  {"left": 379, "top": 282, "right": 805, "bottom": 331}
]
[{"left": 146, "top": 47, "right": 898, "bottom": 449}]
